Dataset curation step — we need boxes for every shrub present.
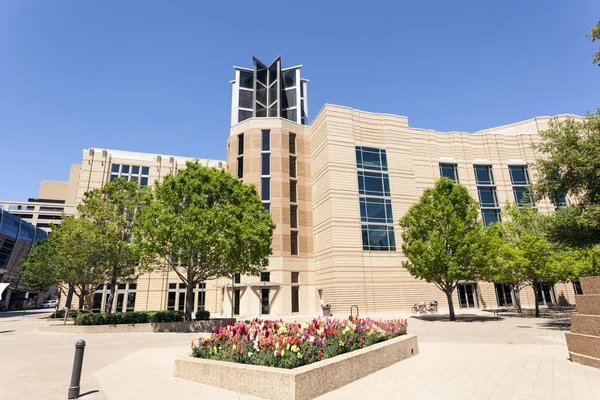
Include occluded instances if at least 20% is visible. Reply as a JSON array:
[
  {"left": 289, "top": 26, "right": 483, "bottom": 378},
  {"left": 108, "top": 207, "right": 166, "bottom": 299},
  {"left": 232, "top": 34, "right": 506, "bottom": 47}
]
[
  {"left": 50, "top": 309, "right": 88, "bottom": 319},
  {"left": 195, "top": 310, "right": 211, "bottom": 320},
  {"left": 74, "top": 310, "right": 183, "bottom": 325},
  {"left": 191, "top": 316, "right": 408, "bottom": 369}
]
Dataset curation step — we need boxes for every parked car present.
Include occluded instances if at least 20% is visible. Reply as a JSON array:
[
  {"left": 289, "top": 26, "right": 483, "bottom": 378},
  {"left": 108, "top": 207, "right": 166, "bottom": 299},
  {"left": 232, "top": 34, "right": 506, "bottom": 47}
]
[{"left": 39, "top": 299, "right": 59, "bottom": 308}]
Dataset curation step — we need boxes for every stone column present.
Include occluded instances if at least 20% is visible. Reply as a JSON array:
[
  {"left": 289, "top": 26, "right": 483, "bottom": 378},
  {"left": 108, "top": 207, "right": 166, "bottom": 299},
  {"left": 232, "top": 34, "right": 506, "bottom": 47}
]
[{"left": 566, "top": 276, "right": 600, "bottom": 368}]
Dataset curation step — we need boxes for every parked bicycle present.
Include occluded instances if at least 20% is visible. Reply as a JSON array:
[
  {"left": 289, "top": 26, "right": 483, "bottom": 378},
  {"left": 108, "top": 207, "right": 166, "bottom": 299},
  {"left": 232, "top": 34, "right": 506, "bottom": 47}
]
[{"left": 411, "top": 301, "right": 438, "bottom": 314}]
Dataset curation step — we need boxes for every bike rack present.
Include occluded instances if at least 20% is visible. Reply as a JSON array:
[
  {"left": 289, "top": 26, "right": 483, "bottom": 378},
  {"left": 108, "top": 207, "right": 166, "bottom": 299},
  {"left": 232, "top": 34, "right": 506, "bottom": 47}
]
[{"left": 350, "top": 305, "right": 359, "bottom": 317}]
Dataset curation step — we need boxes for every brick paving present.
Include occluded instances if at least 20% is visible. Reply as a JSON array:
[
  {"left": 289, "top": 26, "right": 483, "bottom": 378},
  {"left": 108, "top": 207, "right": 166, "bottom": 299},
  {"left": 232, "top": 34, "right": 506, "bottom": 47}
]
[{"left": 1, "top": 309, "right": 599, "bottom": 400}]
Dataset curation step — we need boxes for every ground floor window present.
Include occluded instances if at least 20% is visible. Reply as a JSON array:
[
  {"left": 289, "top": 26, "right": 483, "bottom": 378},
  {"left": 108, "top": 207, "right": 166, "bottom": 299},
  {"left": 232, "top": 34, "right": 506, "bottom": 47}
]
[
  {"left": 291, "top": 286, "right": 299, "bottom": 313},
  {"left": 92, "top": 283, "right": 137, "bottom": 312},
  {"left": 457, "top": 283, "right": 478, "bottom": 308},
  {"left": 195, "top": 282, "right": 206, "bottom": 311},
  {"left": 536, "top": 282, "right": 555, "bottom": 305},
  {"left": 261, "top": 288, "right": 270, "bottom": 315},
  {"left": 573, "top": 281, "right": 583, "bottom": 295},
  {"left": 495, "top": 283, "right": 513, "bottom": 307},
  {"left": 233, "top": 288, "right": 240, "bottom": 315}
]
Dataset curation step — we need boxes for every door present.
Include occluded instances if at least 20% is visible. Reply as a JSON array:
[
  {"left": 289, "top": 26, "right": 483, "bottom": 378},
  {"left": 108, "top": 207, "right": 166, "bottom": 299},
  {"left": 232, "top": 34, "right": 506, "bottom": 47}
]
[
  {"left": 536, "top": 283, "right": 555, "bottom": 305},
  {"left": 458, "top": 284, "right": 477, "bottom": 308},
  {"left": 495, "top": 283, "right": 513, "bottom": 307},
  {"left": 261, "top": 288, "right": 270, "bottom": 315}
]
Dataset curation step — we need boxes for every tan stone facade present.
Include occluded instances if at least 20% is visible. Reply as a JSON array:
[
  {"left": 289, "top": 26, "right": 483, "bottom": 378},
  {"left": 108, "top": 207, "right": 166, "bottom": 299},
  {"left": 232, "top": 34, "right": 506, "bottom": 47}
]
[{"left": 57, "top": 107, "right": 579, "bottom": 318}]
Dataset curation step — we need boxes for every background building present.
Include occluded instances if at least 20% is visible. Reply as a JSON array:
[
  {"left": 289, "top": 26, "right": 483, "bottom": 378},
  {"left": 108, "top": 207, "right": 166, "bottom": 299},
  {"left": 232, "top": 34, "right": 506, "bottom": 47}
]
[{"left": 0, "top": 209, "right": 49, "bottom": 309}]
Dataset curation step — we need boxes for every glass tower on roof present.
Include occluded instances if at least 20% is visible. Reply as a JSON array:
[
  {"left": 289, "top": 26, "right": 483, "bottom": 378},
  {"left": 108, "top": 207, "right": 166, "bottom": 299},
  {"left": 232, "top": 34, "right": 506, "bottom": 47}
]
[{"left": 230, "top": 56, "right": 308, "bottom": 126}]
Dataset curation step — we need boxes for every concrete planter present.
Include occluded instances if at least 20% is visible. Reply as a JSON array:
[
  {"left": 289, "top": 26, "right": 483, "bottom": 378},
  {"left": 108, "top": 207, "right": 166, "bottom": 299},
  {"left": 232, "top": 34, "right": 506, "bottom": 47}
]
[
  {"left": 39, "top": 318, "right": 234, "bottom": 334},
  {"left": 175, "top": 333, "right": 418, "bottom": 400}
]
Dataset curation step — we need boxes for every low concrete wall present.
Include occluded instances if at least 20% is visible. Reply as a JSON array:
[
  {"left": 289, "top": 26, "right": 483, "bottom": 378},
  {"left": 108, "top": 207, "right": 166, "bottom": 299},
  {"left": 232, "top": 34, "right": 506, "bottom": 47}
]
[
  {"left": 39, "top": 319, "right": 234, "bottom": 334},
  {"left": 174, "top": 333, "right": 418, "bottom": 400}
]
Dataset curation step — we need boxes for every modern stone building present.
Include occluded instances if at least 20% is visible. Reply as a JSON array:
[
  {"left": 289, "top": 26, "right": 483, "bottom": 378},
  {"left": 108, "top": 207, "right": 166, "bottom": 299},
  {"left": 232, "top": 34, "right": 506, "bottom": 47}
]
[{"left": 57, "top": 57, "right": 579, "bottom": 317}]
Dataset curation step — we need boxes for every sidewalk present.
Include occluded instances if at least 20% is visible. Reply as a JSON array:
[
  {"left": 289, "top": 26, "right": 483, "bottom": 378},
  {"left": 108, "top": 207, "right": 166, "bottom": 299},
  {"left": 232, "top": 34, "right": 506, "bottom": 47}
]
[{"left": 1, "top": 309, "right": 599, "bottom": 399}]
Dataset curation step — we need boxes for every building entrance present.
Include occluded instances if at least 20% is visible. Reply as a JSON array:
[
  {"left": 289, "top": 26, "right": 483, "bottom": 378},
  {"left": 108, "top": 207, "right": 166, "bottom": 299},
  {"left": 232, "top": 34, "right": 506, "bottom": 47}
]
[{"left": 458, "top": 283, "right": 478, "bottom": 308}]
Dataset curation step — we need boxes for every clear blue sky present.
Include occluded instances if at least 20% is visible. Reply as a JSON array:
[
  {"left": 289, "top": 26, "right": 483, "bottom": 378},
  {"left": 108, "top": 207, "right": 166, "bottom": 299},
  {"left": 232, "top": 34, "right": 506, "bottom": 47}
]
[{"left": 1, "top": 1, "right": 599, "bottom": 201}]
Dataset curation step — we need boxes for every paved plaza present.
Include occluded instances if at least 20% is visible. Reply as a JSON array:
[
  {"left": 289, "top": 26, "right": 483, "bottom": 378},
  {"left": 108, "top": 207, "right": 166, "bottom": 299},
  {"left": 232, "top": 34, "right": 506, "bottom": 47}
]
[{"left": 1, "top": 309, "right": 600, "bottom": 400}]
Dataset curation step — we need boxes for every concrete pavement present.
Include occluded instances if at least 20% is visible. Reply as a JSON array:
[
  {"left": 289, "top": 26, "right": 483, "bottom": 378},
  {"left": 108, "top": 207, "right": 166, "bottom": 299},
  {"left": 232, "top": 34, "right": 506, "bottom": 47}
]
[{"left": 1, "top": 309, "right": 599, "bottom": 399}]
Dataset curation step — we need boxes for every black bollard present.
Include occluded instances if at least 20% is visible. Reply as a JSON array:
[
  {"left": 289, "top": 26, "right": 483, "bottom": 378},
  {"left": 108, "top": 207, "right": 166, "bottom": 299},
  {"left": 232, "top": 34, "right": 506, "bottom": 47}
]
[{"left": 68, "top": 339, "right": 86, "bottom": 399}]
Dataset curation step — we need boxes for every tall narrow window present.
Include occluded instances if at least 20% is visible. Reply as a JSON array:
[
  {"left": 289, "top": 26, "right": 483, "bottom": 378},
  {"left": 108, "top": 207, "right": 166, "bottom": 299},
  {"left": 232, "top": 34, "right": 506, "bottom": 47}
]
[
  {"left": 195, "top": 282, "right": 206, "bottom": 312},
  {"left": 356, "top": 146, "right": 396, "bottom": 251},
  {"left": 509, "top": 165, "right": 534, "bottom": 207},
  {"left": 474, "top": 165, "right": 500, "bottom": 226},
  {"left": 291, "top": 286, "right": 299, "bottom": 313},
  {"left": 261, "top": 130, "right": 270, "bottom": 210},
  {"left": 439, "top": 163, "right": 459, "bottom": 183},
  {"left": 237, "top": 134, "right": 244, "bottom": 180},
  {"left": 289, "top": 133, "right": 299, "bottom": 255}
]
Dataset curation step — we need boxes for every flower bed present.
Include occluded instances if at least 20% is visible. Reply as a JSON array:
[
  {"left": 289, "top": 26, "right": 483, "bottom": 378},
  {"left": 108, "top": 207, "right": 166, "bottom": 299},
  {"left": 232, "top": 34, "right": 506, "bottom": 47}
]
[{"left": 191, "top": 316, "right": 407, "bottom": 369}]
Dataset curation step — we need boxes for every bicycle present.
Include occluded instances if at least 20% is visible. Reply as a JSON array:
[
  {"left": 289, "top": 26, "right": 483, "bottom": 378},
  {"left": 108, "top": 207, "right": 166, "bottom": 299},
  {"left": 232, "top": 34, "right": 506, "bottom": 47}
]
[{"left": 411, "top": 301, "right": 438, "bottom": 314}]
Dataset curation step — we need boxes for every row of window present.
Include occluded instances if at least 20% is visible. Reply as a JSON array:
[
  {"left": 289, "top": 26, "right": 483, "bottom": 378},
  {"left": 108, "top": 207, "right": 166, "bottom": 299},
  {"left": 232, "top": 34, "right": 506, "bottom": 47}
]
[
  {"left": 290, "top": 133, "right": 299, "bottom": 256},
  {"left": 110, "top": 164, "right": 150, "bottom": 187},
  {"left": 167, "top": 282, "right": 206, "bottom": 312}
]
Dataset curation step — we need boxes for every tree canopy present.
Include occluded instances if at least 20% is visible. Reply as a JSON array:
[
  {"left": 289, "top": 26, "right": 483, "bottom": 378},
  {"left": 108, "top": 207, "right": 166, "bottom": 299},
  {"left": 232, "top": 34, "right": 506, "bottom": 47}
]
[
  {"left": 533, "top": 110, "right": 600, "bottom": 246},
  {"left": 399, "top": 178, "right": 490, "bottom": 321},
  {"left": 21, "top": 216, "right": 106, "bottom": 309},
  {"left": 135, "top": 161, "right": 275, "bottom": 321},
  {"left": 588, "top": 20, "right": 600, "bottom": 65},
  {"left": 78, "top": 177, "right": 149, "bottom": 312}
]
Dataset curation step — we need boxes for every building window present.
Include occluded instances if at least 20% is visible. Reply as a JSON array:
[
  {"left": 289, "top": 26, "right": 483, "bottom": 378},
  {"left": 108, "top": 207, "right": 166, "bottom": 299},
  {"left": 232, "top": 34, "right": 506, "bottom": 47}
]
[
  {"left": 290, "top": 205, "right": 298, "bottom": 229},
  {"left": 260, "top": 272, "right": 270, "bottom": 282},
  {"left": 573, "top": 281, "right": 583, "bottom": 295},
  {"left": 439, "top": 163, "right": 459, "bottom": 183},
  {"left": 167, "top": 283, "right": 187, "bottom": 312},
  {"left": 110, "top": 164, "right": 150, "bottom": 188},
  {"left": 233, "top": 273, "right": 241, "bottom": 284},
  {"left": 195, "top": 282, "right": 206, "bottom": 311},
  {"left": 126, "top": 283, "right": 137, "bottom": 312},
  {"left": 509, "top": 165, "right": 534, "bottom": 207},
  {"left": 233, "top": 288, "right": 240, "bottom": 315},
  {"left": 262, "top": 130, "right": 271, "bottom": 210},
  {"left": 356, "top": 146, "right": 395, "bottom": 251},
  {"left": 291, "top": 231, "right": 298, "bottom": 256},
  {"left": 291, "top": 286, "right": 299, "bottom": 313},
  {"left": 474, "top": 165, "right": 500, "bottom": 226},
  {"left": 291, "top": 271, "right": 299, "bottom": 284},
  {"left": 237, "top": 134, "right": 244, "bottom": 180},
  {"left": 494, "top": 283, "right": 513, "bottom": 307},
  {"left": 261, "top": 288, "right": 270, "bottom": 314}
]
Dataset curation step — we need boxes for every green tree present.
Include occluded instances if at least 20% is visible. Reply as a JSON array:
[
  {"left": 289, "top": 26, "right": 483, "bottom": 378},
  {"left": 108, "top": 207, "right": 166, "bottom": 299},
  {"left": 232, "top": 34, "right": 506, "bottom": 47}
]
[
  {"left": 399, "top": 178, "right": 489, "bottom": 321},
  {"left": 21, "top": 217, "right": 106, "bottom": 309},
  {"left": 134, "top": 161, "right": 275, "bottom": 321},
  {"left": 490, "top": 204, "right": 570, "bottom": 317},
  {"left": 587, "top": 20, "right": 600, "bottom": 65},
  {"left": 78, "top": 178, "right": 148, "bottom": 313},
  {"left": 533, "top": 110, "right": 600, "bottom": 246}
]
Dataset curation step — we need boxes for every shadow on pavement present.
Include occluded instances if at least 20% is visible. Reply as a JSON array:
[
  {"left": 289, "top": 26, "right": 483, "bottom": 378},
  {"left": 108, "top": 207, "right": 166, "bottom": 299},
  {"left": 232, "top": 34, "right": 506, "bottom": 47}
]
[
  {"left": 411, "top": 314, "right": 504, "bottom": 323},
  {"left": 79, "top": 390, "right": 100, "bottom": 398},
  {"left": 536, "top": 319, "right": 571, "bottom": 331},
  {"left": 0, "top": 310, "right": 53, "bottom": 319}
]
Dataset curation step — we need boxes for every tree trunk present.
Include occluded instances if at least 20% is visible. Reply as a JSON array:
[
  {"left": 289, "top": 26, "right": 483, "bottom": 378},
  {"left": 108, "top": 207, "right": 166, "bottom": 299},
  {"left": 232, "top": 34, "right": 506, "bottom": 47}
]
[
  {"left": 106, "top": 266, "right": 118, "bottom": 314},
  {"left": 533, "top": 281, "right": 540, "bottom": 318},
  {"left": 513, "top": 286, "right": 522, "bottom": 313},
  {"left": 185, "top": 270, "right": 194, "bottom": 321},
  {"left": 445, "top": 289, "right": 456, "bottom": 321},
  {"left": 78, "top": 287, "right": 85, "bottom": 310},
  {"left": 65, "top": 285, "right": 75, "bottom": 309}
]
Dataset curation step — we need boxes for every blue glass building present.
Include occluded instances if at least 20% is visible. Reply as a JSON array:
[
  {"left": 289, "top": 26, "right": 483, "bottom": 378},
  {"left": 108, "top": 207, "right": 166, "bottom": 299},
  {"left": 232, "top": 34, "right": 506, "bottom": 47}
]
[{"left": 0, "top": 209, "right": 48, "bottom": 309}]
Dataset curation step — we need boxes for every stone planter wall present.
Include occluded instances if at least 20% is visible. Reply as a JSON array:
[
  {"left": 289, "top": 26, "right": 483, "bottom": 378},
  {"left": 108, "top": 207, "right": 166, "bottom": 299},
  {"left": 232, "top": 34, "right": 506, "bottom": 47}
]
[
  {"left": 39, "top": 318, "right": 234, "bottom": 334},
  {"left": 175, "top": 333, "right": 418, "bottom": 400},
  {"left": 566, "top": 276, "right": 600, "bottom": 368}
]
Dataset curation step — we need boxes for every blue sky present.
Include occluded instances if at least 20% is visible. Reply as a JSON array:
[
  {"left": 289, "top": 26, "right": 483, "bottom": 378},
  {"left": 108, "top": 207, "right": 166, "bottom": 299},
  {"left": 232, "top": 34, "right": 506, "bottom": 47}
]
[{"left": 1, "top": 1, "right": 599, "bottom": 201}]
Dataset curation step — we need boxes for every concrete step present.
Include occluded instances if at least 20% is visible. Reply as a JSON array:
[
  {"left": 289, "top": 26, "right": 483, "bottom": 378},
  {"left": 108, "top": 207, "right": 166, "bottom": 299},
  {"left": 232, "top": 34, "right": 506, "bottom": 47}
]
[
  {"left": 574, "top": 294, "right": 600, "bottom": 316},
  {"left": 569, "top": 351, "right": 600, "bottom": 369},
  {"left": 581, "top": 276, "right": 600, "bottom": 295},
  {"left": 571, "top": 314, "right": 600, "bottom": 337},
  {"left": 565, "top": 332, "right": 600, "bottom": 360}
]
